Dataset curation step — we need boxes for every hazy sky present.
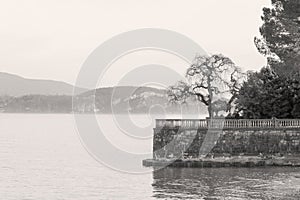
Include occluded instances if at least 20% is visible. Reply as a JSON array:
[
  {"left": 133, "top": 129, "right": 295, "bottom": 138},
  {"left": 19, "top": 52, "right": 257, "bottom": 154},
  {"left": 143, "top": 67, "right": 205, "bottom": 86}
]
[{"left": 0, "top": 0, "right": 271, "bottom": 86}]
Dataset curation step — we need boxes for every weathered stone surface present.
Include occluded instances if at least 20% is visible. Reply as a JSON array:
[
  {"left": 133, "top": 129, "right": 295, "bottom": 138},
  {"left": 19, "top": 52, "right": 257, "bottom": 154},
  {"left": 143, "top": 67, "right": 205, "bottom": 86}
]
[{"left": 153, "top": 128, "right": 300, "bottom": 159}]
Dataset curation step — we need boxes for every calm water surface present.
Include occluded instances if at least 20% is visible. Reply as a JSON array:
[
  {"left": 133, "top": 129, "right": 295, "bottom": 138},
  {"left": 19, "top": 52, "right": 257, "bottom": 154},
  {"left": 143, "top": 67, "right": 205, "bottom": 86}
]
[{"left": 0, "top": 114, "right": 300, "bottom": 200}]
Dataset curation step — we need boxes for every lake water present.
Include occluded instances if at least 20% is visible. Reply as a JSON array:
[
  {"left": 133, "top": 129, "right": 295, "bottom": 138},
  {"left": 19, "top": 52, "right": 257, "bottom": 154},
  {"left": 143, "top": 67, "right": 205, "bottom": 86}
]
[{"left": 1, "top": 114, "right": 300, "bottom": 199}]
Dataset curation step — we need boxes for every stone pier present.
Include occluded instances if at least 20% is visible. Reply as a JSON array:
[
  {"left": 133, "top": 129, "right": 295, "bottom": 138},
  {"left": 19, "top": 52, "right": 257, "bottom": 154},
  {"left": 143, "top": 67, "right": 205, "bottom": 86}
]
[{"left": 148, "top": 118, "right": 300, "bottom": 166}]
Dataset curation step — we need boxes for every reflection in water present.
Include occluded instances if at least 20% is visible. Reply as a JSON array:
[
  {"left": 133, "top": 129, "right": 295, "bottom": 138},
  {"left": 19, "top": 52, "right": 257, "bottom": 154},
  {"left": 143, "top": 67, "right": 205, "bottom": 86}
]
[{"left": 152, "top": 167, "right": 300, "bottom": 199}]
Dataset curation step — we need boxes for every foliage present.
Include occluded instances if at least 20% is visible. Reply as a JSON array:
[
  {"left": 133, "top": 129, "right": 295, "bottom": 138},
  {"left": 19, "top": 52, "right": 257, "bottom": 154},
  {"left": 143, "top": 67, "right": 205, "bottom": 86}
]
[
  {"left": 254, "top": 0, "right": 300, "bottom": 76},
  {"left": 235, "top": 67, "right": 300, "bottom": 119},
  {"left": 168, "top": 54, "right": 245, "bottom": 118},
  {"left": 235, "top": 0, "right": 300, "bottom": 119}
]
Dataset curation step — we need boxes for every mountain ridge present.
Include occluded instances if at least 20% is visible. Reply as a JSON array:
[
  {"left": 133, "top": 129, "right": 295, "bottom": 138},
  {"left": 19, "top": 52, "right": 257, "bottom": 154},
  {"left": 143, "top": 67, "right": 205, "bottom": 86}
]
[
  {"left": 0, "top": 72, "right": 207, "bottom": 114},
  {"left": 0, "top": 72, "right": 87, "bottom": 96}
]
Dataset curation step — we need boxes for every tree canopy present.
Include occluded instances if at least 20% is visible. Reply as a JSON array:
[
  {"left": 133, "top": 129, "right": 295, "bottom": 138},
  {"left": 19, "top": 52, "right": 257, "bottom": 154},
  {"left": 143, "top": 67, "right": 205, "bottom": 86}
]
[
  {"left": 168, "top": 54, "right": 244, "bottom": 118},
  {"left": 235, "top": 0, "right": 300, "bottom": 119},
  {"left": 234, "top": 67, "right": 300, "bottom": 118},
  {"left": 254, "top": 0, "right": 300, "bottom": 76}
]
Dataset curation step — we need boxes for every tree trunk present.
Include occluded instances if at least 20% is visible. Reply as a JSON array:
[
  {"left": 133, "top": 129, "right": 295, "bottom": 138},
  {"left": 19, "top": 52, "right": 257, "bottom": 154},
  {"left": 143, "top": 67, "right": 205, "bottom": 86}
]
[
  {"left": 207, "top": 73, "right": 213, "bottom": 119},
  {"left": 208, "top": 103, "right": 213, "bottom": 119}
]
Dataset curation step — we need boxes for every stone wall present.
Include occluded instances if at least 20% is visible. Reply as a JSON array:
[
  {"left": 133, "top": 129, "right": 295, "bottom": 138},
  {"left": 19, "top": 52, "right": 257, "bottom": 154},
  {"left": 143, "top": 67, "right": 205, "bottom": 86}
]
[{"left": 153, "top": 127, "right": 300, "bottom": 159}]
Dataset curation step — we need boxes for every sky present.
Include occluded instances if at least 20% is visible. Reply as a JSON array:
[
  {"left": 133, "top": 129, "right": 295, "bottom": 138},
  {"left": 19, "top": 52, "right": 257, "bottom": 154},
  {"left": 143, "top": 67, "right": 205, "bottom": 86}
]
[{"left": 0, "top": 0, "right": 271, "bottom": 87}]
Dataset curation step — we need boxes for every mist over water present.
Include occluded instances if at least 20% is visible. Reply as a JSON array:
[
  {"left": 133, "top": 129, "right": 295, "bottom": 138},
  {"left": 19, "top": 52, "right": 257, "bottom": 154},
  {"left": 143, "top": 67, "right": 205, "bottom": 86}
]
[{"left": 0, "top": 114, "right": 299, "bottom": 199}]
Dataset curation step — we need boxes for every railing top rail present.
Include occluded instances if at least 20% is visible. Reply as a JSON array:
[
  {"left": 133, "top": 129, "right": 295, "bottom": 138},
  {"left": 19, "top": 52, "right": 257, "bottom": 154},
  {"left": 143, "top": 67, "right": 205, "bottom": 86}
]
[
  {"left": 156, "top": 118, "right": 274, "bottom": 120},
  {"left": 156, "top": 118, "right": 300, "bottom": 121},
  {"left": 156, "top": 119, "right": 207, "bottom": 121},
  {"left": 155, "top": 118, "right": 300, "bottom": 129},
  {"left": 278, "top": 119, "right": 300, "bottom": 121}
]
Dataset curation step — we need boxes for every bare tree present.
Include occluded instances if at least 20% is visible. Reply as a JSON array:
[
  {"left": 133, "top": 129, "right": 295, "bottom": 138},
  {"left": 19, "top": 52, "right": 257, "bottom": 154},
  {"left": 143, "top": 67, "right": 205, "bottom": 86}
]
[{"left": 168, "top": 54, "right": 245, "bottom": 118}]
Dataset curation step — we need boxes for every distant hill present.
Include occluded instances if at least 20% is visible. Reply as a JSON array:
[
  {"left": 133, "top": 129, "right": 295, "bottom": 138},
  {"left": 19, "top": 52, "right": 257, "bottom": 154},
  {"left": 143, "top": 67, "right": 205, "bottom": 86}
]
[
  {"left": 73, "top": 86, "right": 207, "bottom": 114},
  {"left": 1, "top": 85, "right": 207, "bottom": 114},
  {"left": 74, "top": 86, "right": 168, "bottom": 113},
  {"left": 0, "top": 72, "right": 87, "bottom": 96}
]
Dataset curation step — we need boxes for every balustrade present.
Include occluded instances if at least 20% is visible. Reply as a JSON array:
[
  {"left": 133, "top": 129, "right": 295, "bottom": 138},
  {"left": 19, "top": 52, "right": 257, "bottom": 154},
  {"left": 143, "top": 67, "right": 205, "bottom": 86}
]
[{"left": 155, "top": 118, "right": 300, "bottom": 129}]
